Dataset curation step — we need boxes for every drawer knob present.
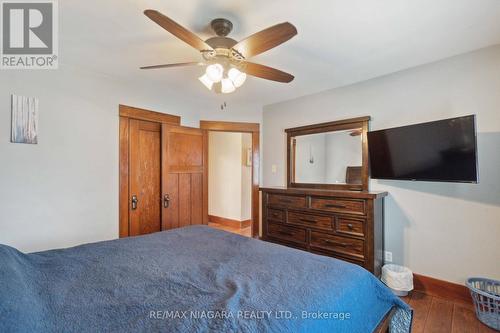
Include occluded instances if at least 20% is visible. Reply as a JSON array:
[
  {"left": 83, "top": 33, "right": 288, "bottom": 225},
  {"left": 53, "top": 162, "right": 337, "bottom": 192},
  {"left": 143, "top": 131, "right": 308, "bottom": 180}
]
[
  {"left": 299, "top": 218, "right": 317, "bottom": 224},
  {"left": 347, "top": 224, "right": 354, "bottom": 230},
  {"left": 279, "top": 231, "right": 295, "bottom": 237}
]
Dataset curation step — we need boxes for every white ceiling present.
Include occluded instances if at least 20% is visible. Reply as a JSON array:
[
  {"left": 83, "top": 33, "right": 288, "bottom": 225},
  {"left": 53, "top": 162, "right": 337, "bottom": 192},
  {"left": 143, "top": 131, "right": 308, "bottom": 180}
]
[{"left": 60, "top": 0, "right": 500, "bottom": 108}]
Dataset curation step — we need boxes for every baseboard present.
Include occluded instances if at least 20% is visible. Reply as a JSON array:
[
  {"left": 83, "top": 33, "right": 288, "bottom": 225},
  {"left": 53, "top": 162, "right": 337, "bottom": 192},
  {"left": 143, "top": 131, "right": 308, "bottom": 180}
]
[
  {"left": 240, "top": 219, "right": 251, "bottom": 228},
  {"left": 413, "top": 273, "right": 472, "bottom": 304},
  {"left": 208, "top": 215, "right": 251, "bottom": 229}
]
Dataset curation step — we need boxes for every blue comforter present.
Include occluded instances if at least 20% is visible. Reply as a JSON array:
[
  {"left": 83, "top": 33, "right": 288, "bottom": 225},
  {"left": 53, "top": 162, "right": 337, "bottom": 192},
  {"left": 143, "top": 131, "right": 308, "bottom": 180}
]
[{"left": 0, "top": 226, "right": 411, "bottom": 332}]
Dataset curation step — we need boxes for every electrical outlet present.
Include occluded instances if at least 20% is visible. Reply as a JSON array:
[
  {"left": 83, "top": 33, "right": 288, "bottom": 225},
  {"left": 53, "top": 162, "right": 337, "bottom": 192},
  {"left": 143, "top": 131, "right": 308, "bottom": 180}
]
[
  {"left": 271, "top": 165, "right": 277, "bottom": 174},
  {"left": 384, "top": 251, "right": 393, "bottom": 263}
]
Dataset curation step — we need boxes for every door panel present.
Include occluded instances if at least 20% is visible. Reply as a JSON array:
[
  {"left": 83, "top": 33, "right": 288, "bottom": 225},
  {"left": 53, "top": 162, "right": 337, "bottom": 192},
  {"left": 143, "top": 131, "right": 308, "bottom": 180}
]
[
  {"left": 191, "top": 173, "right": 203, "bottom": 224},
  {"left": 178, "top": 173, "right": 191, "bottom": 228},
  {"left": 162, "top": 125, "right": 207, "bottom": 230},
  {"left": 167, "top": 133, "right": 203, "bottom": 169},
  {"left": 129, "top": 120, "right": 162, "bottom": 236},
  {"left": 163, "top": 173, "right": 179, "bottom": 230}
]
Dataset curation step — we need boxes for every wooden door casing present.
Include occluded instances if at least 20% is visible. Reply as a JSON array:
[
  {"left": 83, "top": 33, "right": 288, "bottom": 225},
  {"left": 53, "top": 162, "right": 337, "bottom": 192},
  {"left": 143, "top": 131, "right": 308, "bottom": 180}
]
[
  {"left": 162, "top": 125, "right": 208, "bottom": 230},
  {"left": 129, "top": 119, "right": 162, "bottom": 236}
]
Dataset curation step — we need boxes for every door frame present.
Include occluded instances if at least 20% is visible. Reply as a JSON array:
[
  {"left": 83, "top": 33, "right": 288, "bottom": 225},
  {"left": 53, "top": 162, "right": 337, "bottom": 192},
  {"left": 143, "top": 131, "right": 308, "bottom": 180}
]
[
  {"left": 200, "top": 121, "right": 260, "bottom": 238},
  {"left": 119, "top": 105, "right": 181, "bottom": 238}
]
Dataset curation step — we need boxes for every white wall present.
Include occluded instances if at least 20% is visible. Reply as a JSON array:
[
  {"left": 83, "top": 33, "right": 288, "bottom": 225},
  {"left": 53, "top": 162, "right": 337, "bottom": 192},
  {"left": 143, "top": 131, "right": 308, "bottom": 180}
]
[
  {"left": 209, "top": 132, "right": 247, "bottom": 221},
  {"left": 0, "top": 65, "right": 261, "bottom": 253},
  {"left": 263, "top": 45, "right": 500, "bottom": 284}
]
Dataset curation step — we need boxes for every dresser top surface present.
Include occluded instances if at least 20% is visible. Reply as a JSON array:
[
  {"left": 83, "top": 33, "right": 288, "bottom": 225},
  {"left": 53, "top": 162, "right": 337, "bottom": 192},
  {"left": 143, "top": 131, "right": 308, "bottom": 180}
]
[{"left": 260, "top": 186, "right": 388, "bottom": 199}]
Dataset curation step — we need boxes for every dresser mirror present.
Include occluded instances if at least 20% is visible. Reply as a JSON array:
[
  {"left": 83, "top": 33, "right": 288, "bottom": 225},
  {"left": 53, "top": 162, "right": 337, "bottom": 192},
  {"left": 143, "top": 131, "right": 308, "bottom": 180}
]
[{"left": 286, "top": 117, "right": 370, "bottom": 191}]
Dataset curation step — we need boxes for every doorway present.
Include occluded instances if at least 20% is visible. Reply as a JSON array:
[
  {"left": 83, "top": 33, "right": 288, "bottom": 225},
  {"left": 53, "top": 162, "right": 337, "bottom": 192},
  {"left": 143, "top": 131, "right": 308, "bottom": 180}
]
[
  {"left": 207, "top": 131, "right": 252, "bottom": 237},
  {"left": 200, "top": 121, "right": 260, "bottom": 238}
]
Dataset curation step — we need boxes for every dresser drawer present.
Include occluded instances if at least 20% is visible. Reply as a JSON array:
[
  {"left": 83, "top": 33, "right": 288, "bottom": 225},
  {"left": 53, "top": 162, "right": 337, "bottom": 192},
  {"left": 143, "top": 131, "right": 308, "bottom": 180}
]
[
  {"left": 311, "top": 249, "right": 365, "bottom": 266},
  {"left": 268, "top": 194, "right": 306, "bottom": 209},
  {"left": 336, "top": 217, "right": 365, "bottom": 237},
  {"left": 287, "top": 211, "right": 333, "bottom": 231},
  {"left": 310, "top": 197, "right": 365, "bottom": 215},
  {"left": 310, "top": 232, "right": 364, "bottom": 260},
  {"left": 267, "top": 224, "right": 306, "bottom": 244},
  {"left": 267, "top": 209, "right": 284, "bottom": 222}
]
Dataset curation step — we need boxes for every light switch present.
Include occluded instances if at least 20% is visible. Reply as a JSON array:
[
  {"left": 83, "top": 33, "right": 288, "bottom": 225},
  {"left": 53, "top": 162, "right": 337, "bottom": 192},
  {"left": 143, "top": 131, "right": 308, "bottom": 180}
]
[{"left": 271, "top": 165, "right": 277, "bottom": 174}]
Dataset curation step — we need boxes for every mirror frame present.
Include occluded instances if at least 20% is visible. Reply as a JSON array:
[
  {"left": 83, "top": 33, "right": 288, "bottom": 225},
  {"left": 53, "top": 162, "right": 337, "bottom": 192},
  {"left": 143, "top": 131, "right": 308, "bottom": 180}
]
[{"left": 286, "top": 116, "right": 370, "bottom": 191}]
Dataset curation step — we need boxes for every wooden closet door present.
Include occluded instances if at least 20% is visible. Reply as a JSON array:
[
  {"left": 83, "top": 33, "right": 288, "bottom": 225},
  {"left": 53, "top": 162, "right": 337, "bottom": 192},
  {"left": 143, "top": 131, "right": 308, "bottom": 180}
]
[
  {"left": 162, "top": 125, "right": 207, "bottom": 230},
  {"left": 129, "top": 119, "right": 162, "bottom": 236}
]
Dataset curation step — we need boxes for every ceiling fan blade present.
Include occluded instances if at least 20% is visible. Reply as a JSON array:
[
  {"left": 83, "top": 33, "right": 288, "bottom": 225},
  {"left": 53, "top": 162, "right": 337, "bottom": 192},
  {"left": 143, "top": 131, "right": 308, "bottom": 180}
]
[
  {"left": 140, "top": 62, "right": 204, "bottom": 70},
  {"left": 244, "top": 62, "right": 294, "bottom": 83},
  {"left": 144, "top": 10, "right": 213, "bottom": 52},
  {"left": 232, "top": 22, "right": 297, "bottom": 58}
]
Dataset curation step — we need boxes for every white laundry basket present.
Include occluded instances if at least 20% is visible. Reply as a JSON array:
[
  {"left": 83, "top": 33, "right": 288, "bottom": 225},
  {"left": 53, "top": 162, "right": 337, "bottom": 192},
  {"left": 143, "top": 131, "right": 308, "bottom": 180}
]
[
  {"left": 466, "top": 277, "right": 500, "bottom": 330},
  {"left": 381, "top": 264, "right": 414, "bottom": 296}
]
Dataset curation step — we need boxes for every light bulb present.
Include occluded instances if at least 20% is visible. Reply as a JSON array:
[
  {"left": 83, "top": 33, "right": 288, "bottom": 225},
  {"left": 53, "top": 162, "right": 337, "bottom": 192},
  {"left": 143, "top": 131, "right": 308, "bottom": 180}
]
[
  {"left": 221, "top": 78, "right": 236, "bottom": 94},
  {"left": 198, "top": 74, "right": 213, "bottom": 90},
  {"left": 205, "top": 64, "right": 224, "bottom": 83},
  {"left": 228, "top": 68, "right": 247, "bottom": 88}
]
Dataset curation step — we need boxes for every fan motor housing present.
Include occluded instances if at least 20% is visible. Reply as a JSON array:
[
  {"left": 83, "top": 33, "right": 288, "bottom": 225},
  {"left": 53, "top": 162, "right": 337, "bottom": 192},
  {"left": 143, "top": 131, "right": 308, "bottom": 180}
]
[
  {"left": 211, "top": 18, "right": 233, "bottom": 37},
  {"left": 205, "top": 19, "right": 243, "bottom": 61},
  {"left": 205, "top": 37, "right": 238, "bottom": 49}
]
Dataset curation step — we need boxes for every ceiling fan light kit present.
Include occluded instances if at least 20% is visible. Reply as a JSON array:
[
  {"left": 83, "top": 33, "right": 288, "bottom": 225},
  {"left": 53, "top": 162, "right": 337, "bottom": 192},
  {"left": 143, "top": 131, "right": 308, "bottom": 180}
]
[
  {"left": 221, "top": 78, "right": 236, "bottom": 94},
  {"left": 198, "top": 65, "right": 247, "bottom": 93},
  {"left": 198, "top": 74, "right": 214, "bottom": 90},
  {"left": 228, "top": 68, "right": 247, "bottom": 88},
  {"left": 205, "top": 63, "right": 224, "bottom": 83},
  {"left": 142, "top": 10, "right": 298, "bottom": 94}
]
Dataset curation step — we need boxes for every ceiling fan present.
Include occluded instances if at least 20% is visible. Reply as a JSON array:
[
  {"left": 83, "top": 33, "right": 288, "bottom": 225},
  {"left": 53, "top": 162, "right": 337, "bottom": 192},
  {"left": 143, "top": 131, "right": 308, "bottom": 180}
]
[{"left": 141, "top": 10, "right": 298, "bottom": 94}]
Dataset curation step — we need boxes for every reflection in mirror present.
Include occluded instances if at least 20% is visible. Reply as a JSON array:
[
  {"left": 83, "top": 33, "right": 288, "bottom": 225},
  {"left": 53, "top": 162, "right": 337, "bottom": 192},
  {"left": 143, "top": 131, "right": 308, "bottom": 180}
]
[{"left": 292, "top": 129, "right": 362, "bottom": 185}]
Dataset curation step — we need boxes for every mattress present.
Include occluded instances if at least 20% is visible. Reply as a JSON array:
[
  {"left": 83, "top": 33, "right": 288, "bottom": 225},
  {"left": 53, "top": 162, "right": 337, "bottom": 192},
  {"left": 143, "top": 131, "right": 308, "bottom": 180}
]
[{"left": 0, "top": 225, "right": 412, "bottom": 332}]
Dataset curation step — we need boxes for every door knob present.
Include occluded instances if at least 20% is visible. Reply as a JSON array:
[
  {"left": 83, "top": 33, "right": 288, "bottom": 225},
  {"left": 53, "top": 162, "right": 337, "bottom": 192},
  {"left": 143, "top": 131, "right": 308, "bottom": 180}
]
[
  {"left": 131, "top": 195, "right": 138, "bottom": 210},
  {"left": 163, "top": 194, "right": 170, "bottom": 208}
]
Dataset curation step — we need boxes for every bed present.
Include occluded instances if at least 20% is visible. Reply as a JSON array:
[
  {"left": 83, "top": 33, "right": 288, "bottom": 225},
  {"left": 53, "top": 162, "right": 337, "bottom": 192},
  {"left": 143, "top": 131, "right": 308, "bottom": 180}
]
[{"left": 0, "top": 226, "right": 412, "bottom": 332}]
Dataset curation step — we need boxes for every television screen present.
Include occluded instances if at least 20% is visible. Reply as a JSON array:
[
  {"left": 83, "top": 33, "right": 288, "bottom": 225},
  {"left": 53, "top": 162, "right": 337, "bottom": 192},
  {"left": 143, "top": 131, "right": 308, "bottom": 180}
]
[{"left": 368, "top": 115, "right": 478, "bottom": 183}]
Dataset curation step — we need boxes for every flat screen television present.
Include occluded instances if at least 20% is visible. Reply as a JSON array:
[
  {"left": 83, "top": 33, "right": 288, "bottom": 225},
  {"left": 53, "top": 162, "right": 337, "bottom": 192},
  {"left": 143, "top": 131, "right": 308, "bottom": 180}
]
[{"left": 368, "top": 115, "right": 478, "bottom": 183}]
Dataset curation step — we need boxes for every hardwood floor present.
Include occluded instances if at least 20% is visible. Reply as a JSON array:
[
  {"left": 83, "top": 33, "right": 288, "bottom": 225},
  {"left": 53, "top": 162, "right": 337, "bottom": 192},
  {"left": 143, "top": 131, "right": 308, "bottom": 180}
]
[
  {"left": 401, "top": 292, "right": 497, "bottom": 332},
  {"left": 208, "top": 222, "right": 251, "bottom": 237}
]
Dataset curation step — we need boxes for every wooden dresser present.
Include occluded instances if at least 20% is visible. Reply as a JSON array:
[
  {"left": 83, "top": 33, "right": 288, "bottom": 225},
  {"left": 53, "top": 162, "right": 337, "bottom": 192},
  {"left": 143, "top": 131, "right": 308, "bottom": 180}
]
[{"left": 261, "top": 187, "right": 388, "bottom": 276}]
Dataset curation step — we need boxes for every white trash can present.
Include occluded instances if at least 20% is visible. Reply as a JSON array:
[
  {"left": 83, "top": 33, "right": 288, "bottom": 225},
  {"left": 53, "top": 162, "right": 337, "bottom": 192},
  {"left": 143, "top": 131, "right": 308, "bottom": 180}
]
[{"left": 381, "top": 264, "right": 414, "bottom": 296}]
